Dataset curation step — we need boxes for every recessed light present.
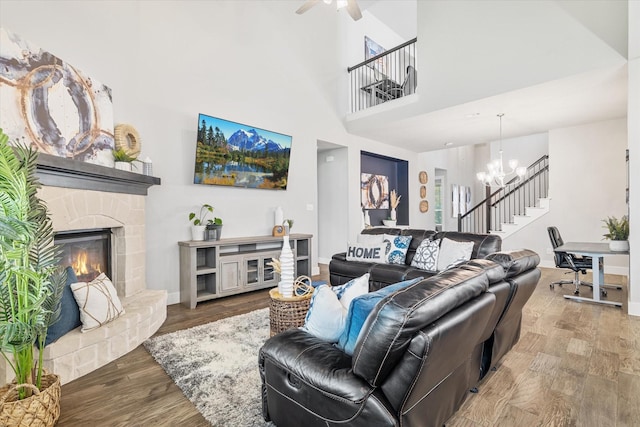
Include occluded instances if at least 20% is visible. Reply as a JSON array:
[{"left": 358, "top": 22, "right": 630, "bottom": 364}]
[{"left": 444, "top": 142, "right": 454, "bottom": 147}]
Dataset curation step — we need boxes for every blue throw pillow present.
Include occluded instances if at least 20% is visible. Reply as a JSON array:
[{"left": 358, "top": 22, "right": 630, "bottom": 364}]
[
  {"left": 44, "top": 266, "right": 82, "bottom": 346},
  {"left": 383, "top": 234, "right": 413, "bottom": 265},
  {"left": 336, "top": 276, "right": 423, "bottom": 355}
]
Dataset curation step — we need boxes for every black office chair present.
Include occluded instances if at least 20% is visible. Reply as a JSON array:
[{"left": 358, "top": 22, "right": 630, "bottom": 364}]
[
  {"left": 388, "top": 65, "right": 417, "bottom": 99},
  {"left": 547, "top": 226, "right": 595, "bottom": 295}
]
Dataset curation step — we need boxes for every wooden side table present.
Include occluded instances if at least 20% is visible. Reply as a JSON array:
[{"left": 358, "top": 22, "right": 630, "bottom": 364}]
[{"left": 268, "top": 288, "right": 312, "bottom": 337}]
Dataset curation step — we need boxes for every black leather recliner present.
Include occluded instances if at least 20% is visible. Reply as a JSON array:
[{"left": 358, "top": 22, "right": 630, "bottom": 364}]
[{"left": 259, "top": 249, "right": 541, "bottom": 427}]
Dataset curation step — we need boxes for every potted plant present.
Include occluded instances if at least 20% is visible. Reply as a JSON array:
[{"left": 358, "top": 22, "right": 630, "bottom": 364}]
[
  {"left": 0, "top": 128, "right": 65, "bottom": 425},
  {"left": 189, "top": 204, "right": 214, "bottom": 241},
  {"left": 206, "top": 217, "right": 223, "bottom": 241},
  {"left": 112, "top": 148, "right": 136, "bottom": 171},
  {"left": 602, "top": 215, "right": 629, "bottom": 251}
]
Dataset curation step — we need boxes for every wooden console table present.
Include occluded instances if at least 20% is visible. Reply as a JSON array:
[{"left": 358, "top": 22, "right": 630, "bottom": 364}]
[{"left": 178, "top": 234, "right": 312, "bottom": 309}]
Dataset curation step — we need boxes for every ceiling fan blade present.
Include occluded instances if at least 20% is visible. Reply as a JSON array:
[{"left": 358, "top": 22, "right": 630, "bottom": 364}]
[
  {"left": 346, "top": 0, "right": 362, "bottom": 21},
  {"left": 296, "top": 0, "right": 320, "bottom": 15}
]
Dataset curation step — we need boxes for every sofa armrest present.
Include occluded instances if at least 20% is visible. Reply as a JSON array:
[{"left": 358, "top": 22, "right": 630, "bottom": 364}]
[
  {"left": 260, "top": 329, "right": 398, "bottom": 425},
  {"left": 260, "top": 329, "right": 372, "bottom": 401}
]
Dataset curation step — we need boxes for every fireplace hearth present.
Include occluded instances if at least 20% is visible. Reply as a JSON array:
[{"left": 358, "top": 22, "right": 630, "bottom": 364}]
[{"left": 55, "top": 229, "right": 112, "bottom": 282}]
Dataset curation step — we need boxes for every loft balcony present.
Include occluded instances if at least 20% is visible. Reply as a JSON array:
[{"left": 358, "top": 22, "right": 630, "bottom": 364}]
[{"left": 347, "top": 38, "right": 417, "bottom": 114}]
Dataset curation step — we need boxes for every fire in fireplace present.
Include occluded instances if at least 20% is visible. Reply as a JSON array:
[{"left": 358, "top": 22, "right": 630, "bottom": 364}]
[{"left": 55, "top": 229, "right": 112, "bottom": 282}]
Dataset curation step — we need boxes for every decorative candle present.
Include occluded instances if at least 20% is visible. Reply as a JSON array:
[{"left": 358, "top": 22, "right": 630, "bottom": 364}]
[{"left": 275, "top": 206, "right": 284, "bottom": 227}]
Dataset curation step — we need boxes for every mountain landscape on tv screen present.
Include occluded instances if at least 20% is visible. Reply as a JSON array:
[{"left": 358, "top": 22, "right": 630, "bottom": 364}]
[
  {"left": 193, "top": 115, "right": 291, "bottom": 190},
  {"left": 227, "top": 129, "right": 286, "bottom": 153}
]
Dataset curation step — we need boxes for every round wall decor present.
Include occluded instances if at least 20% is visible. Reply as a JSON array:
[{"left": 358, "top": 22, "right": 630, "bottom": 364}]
[
  {"left": 419, "top": 171, "right": 428, "bottom": 184},
  {"left": 419, "top": 200, "right": 429, "bottom": 213},
  {"left": 114, "top": 124, "right": 141, "bottom": 158},
  {"left": 420, "top": 185, "right": 426, "bottom": 198}
]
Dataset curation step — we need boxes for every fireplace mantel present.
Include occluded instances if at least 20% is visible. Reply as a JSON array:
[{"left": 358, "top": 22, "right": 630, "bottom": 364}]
[{"left": 36, "top": 152, "right": 161, "bottom": 195}]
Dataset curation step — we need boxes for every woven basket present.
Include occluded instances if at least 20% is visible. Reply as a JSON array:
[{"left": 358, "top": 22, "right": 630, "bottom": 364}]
[
  {"left": 0, "top": 373, "right": 61, "bottom": 427},
  {"left": 269, "top": 285, "right": 313, "bottom": 337}
]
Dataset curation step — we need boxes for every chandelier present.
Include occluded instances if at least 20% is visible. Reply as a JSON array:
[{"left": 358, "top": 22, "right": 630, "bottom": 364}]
[{"left": 476, "top": 114, "right": 527, "bottom": 187}]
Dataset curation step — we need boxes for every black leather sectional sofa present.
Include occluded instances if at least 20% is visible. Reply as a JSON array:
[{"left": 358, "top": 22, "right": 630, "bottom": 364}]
[
  {"left": 329, "top": 228, "right": 502, "bottom": 290},
  {"left": 259, "top": 229, "right": 540, "bottom": 427}
]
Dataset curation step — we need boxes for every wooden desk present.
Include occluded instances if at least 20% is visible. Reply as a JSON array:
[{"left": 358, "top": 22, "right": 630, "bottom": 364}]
[{"left": 554, "top": 242, "right": 628, "bottom": 308}]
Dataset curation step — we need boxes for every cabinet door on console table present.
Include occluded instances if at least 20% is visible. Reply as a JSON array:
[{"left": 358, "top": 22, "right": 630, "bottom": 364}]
[{"left": 178, "top": 234, "right": 312, "bottom": 309}]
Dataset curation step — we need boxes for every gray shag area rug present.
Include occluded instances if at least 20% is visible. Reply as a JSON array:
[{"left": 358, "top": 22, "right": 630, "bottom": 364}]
[{"left": 144, "top": 308, "right": 273, "bottom": 426}]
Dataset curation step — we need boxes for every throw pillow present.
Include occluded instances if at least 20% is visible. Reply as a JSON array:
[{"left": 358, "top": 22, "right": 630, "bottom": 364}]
[
  {"left": 357, "top": 233, "right": 384, "bottom": 244},
  {"left": 382, "top": 234, "right": 413, "bottom": 265},
  {"left": 346, "top": 242, "right": 387, "bottom": 264},
  {"left": 410, "top": 239, "right": 441, "bottom": 271},
  {"left": 302, "top": 284, "right": 347, "bottom": 342},
  {"left": 332, "top": 273, "right": 370, "bottom": 310},
  {"left": 71, "top": 273, "right": 125, "bottom": 332},
  {"left": 44, "top": 266, "right": 82, "bottom": 346},
  {"left": 436, "top": 238, "right": 474, "bottom": 271},
  {"left": 302, "top": 274, "right": 370, "bottom": 342},
  {"left": 337, "top": 277, "right": 424, "bottom": 355}
]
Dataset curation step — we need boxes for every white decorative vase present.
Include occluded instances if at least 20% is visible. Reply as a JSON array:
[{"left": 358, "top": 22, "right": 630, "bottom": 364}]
[
  {"left": 278, "top": 235, "right": 295, "bottom": 297},
  {"left": 609, "top": 240, "right": 629, "bottom": 251},
  {"left": 191, "top": 225, "right": 206, "bottom": 241},
  {"left": 390, "top": 208, "right": 397, "bottom": 221}
]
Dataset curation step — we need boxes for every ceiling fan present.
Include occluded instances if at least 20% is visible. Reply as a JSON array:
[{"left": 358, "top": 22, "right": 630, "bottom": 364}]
[{"left": 296, "top": 0, "right": 363, "bottom": 21}]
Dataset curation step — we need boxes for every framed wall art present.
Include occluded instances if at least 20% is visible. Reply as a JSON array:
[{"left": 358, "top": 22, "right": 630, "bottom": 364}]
[
  {"left": 361, "top": 173, "right": 389, "bottom": 209},
  {"left": 0, "top": 27, "right": 115, "bottom": 166}
]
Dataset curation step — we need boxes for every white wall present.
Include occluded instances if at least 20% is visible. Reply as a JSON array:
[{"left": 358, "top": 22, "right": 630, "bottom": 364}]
[
  {"left": 317, "top": 146, "right": 348, "bottom": 263},
  {"left": 416, "top": 0, "right": 626, "bottom": 113},
  {"left": 504, "top": 118, "right": 628, "bottom": 274},
  {"left": 1, "top": 1, "right": 418, "bottom": 304},
  {"left": 628, "top": 0, "right": 640, "bottom": 316},
  {"left": 417, "top": 144, "right": 477, "bottom": 231}
]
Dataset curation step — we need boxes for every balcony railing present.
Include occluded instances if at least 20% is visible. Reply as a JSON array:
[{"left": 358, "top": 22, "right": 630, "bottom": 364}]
[{"left": 347, "top": 38, "right": 417, "bottom": 113}]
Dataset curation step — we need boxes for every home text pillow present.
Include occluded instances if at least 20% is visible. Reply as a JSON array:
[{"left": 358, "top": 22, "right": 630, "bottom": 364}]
[
  {"left": 44, "top": 266, "right": 82, "bottom": 346},
  {"left": 357, "top": 233, "right": 384, "bottom": 244},
  {"left": 436, "top": 238, "right": 474, "bottom": 271},
  {"left": 411, "top": 239, "right": 440, "bottom": 271},
  {"left": 302, "top": 285, "right": 347, "bottom": 342},
  {"left": 337, "top": 277, "right": 423, "bottom": 355},
  {"left": 382, "top": 234, "right": 413, "bottom": 265},
  {"left": 346, "top": 242, "right": 387, "bottom": 264},
  {"left": 71, "top": 273, "right": 125, "bottom": 332}
]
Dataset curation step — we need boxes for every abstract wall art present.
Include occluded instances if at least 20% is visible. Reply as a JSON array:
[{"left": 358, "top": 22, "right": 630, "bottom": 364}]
[
  {"left": 0, "top": 28, "right": 115, "bottom": 166},
  {"left": 361, "top": 173, "right": 389, "bottom": 209}
]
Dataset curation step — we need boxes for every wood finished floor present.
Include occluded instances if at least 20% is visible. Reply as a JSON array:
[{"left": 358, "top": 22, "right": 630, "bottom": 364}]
[{"left": 57, "top": 266, "right": 640, "bottom": 426}]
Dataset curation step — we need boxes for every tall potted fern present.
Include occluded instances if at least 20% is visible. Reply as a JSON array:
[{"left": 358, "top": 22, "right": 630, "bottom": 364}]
[{"left": 0, "top": 127, "right": 65, "bottom": 426}]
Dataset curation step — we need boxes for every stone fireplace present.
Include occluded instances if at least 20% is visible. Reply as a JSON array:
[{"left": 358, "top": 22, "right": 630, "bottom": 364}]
[
  {"left": 0, "top": 154, "right": 167, "bottom": 385},
  {"left": 40, "top": 186, "right": 146, "bottom": 297}
]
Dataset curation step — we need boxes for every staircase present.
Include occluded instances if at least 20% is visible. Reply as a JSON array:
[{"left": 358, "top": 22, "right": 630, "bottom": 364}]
[{"left": 458, "top": 155, "right": 549, "bottom": 237}]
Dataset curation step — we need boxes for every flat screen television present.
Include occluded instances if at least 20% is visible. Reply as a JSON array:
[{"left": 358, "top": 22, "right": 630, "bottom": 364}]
[{"left": 193, "top": 113, "right": 292, "bottom": 190}]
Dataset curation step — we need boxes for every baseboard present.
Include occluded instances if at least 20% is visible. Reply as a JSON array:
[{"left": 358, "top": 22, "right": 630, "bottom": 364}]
[
  {"left": 167, "top": 291, "right": 180, "bottom": 305},
  {"left": 538, "top": 260, "right": 629, "bottom": 277},
  {"left": 628, "top": 301, "right": 640, "bottom": 317},
  {"left": 318, "top": 257, "right": 331, "bottom": 265}
]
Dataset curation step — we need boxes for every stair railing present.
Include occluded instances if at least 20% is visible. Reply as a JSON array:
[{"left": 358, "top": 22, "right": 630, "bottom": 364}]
[
  {"left": 458, "top": 155, "right": 549, "bottom": 234},
  {"left": 347, "top": 38, "right": 417, "bottom": 113}
]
